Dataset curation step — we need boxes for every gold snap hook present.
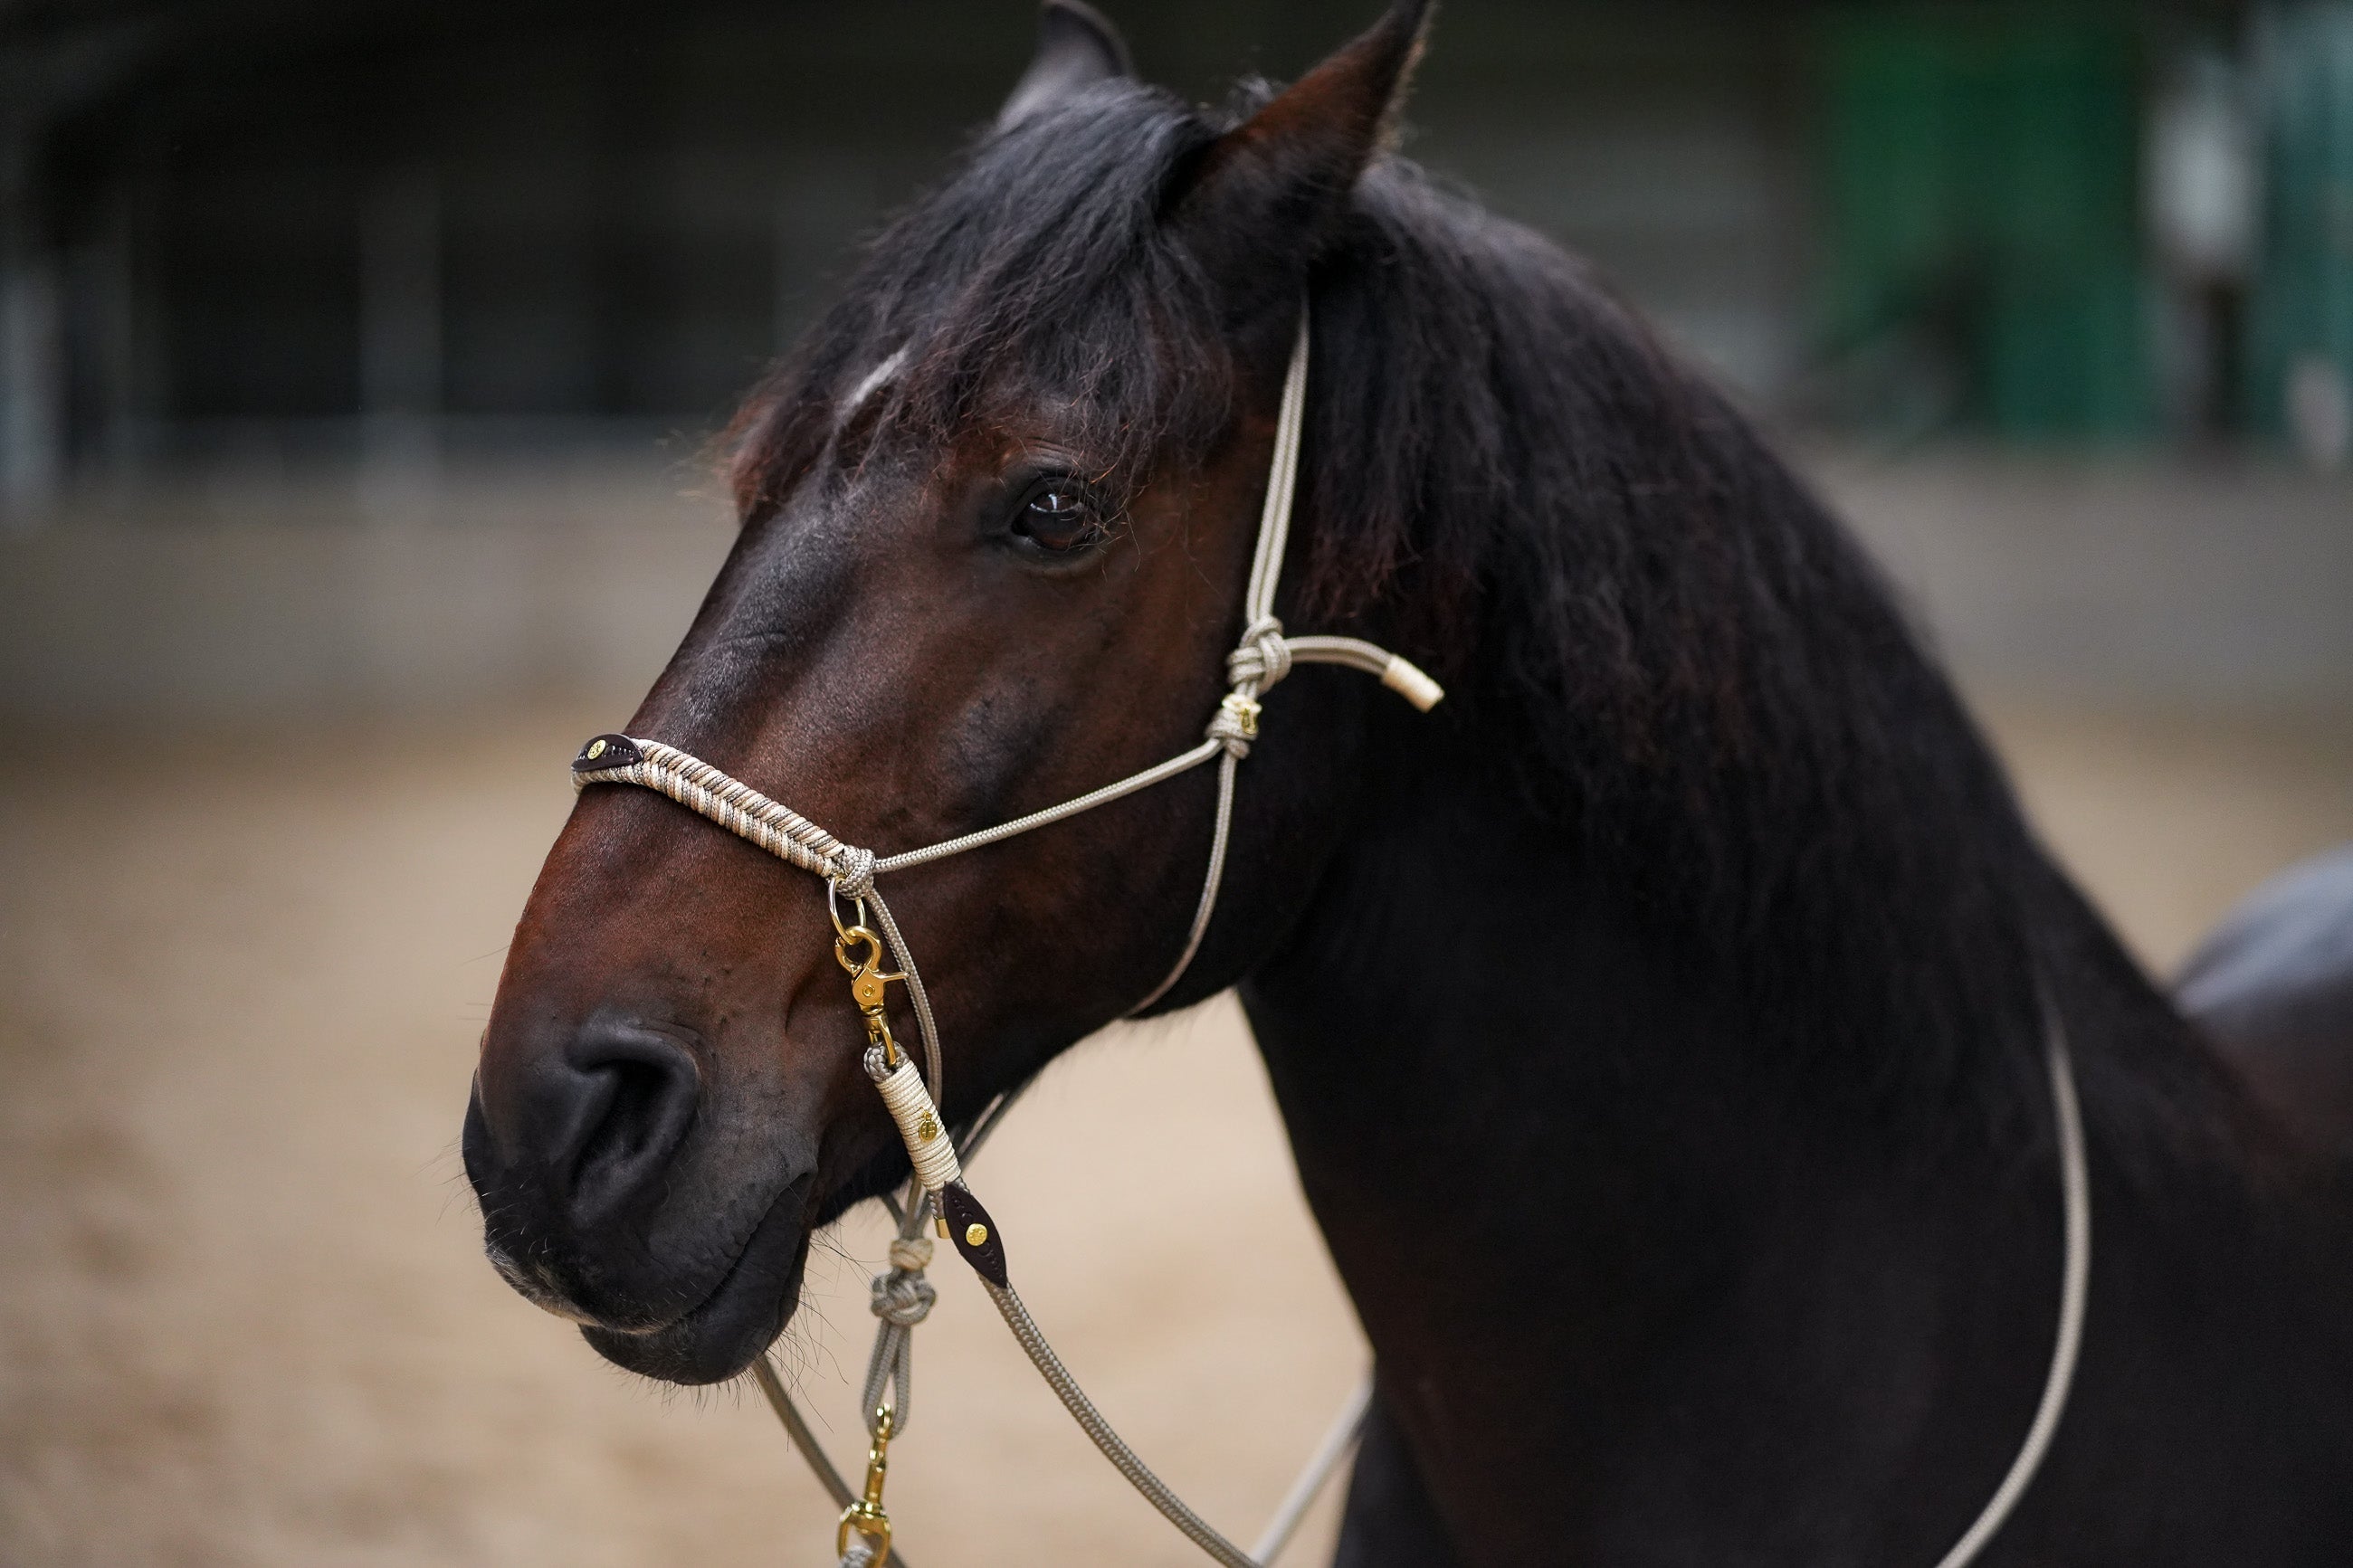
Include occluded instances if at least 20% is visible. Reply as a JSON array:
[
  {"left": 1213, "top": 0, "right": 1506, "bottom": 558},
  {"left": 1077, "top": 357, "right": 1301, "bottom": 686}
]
[
  {"left": 834, "top": 926, "right": 885, "bottom": 977},
  {"left": 834, "top": 927, "right": 905, "bottom": 1009},
  {"left": 834, "top": 926, "right": 907, "bottom": 1066},
  {"left": 836, "top": 1405, "right": 895, "bottom": 1563}
]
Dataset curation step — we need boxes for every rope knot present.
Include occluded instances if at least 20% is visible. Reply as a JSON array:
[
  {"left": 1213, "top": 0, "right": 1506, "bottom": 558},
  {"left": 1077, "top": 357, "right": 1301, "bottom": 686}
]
[
  {"left": 871, "top": 1265, "right": 937, "bottom": 1329},
  {"left": 887, "top": 1236, "right": 934, "bottom": 1273},
  {"left": 1224, "top": 617, "right": 1292, "bottom": 691},
  {"left": 830, "top": 845, "right": 877, "bottom": 902}
]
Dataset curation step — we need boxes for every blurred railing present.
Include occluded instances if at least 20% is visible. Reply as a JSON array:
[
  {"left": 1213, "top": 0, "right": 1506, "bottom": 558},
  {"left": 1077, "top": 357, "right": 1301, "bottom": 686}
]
[{"left": 3, "top": 442, "right": 2347, "bottom": 727}]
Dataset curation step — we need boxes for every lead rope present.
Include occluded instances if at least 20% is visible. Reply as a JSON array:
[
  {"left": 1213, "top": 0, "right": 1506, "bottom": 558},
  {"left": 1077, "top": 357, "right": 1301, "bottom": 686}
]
[
  {"left": 568, "top": 309, "right": 2090, "bottom": 1568},
  {"left": 1932, "top": 1003, "right": 2090, "bottom": 1568}
]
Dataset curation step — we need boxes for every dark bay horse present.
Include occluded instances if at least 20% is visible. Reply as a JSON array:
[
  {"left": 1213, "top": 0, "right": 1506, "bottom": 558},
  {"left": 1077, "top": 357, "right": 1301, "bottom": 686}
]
[{"left": 462, "top": 3, "right": 2353, "bottom": 1560}]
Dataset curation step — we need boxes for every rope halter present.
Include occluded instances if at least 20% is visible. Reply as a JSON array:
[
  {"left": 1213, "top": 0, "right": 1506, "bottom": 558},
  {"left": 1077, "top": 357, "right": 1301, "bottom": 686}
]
[{"left": 573, "top": 310, "right": 1443, "bottom": 1103}]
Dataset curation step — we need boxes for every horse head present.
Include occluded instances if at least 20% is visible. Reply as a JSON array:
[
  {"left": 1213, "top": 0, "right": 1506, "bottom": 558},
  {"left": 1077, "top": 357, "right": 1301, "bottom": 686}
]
[{"left": 463, "top": 0, "right": 1433, "bottom": 1384}]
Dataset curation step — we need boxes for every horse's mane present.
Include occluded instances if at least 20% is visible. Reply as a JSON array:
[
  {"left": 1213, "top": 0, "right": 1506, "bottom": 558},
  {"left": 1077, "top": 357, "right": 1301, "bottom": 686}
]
[{"left": 728, "top": 80, "right": 2223, "bottom": 1154}]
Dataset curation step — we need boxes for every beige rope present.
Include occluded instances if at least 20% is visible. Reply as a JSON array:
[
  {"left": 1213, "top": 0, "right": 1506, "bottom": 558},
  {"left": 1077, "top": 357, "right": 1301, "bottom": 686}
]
[
  {"left": 873, "top": 738, "right": 1225, "bottom": 877},
  {"left": 1933, "top": 1011, "right": 2090, "bottom": 1568},
  {"left": 979, "top": 1278, "right": 1272, "bottom": 1568},
  {"left": 584, "top": 739, "right": 850, "bottom": 878},
  {"left": 867, "top": 1049, "right": 962, "bottom": 1192},
  {"left": 1252, "top": 1376, "right": 1375, "bottom": 1563}
]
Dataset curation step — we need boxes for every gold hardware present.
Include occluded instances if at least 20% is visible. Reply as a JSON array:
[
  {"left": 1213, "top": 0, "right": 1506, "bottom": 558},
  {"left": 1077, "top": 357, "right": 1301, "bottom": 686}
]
[
  {"left": 586, "top": 738, "right": 606, "bottom": 759},
  {"left": 834, "top": 926, "right": 907, "bottom": 1066},
  {"left": 965, "top": 1222, "right": 989, "bottom": 1248},
  {"left": 853, "top": 968, "right": 891, "bottom": 1012},
  {"left": 834, "top": 927, "right": 899, "bottom": 985},
  {"left": 935, "top": 1212, "right": 949, "bottom": 1240},
  {"left": 836, "top": 1404, "right": 895, "bottom": 1563},
  {"left": 1219, "top": 691, "right": 1262, "bottom": 739},
  {"left": 915, "top": 1114, "right": 938, "bottom": 1143}
]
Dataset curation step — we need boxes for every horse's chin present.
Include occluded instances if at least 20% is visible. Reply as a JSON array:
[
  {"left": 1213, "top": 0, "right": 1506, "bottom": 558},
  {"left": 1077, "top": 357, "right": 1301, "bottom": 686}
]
[{"left": 578, "top": 1189, "right": 817, "bottom": 1385}]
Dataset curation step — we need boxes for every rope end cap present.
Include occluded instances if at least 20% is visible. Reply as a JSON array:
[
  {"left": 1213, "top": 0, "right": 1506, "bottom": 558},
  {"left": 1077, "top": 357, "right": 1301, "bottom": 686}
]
[
  {"left": 572, "top": 733, "right": 645, "bottom": 773},
  {"left": 1380, "top": 657, "right": 1444, "bottom": 711}
]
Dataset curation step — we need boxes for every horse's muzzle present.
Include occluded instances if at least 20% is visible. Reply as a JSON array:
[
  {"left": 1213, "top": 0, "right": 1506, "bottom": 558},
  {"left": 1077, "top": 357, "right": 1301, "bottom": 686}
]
[{"left": 462, "top": 1012, "right": 819, "bottom": 1382}]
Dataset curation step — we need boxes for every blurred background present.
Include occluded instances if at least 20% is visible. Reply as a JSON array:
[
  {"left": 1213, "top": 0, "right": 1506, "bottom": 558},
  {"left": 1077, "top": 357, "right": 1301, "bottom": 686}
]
[{"left": 2, "top": 1, "right": 2348, "bottom": 1564}]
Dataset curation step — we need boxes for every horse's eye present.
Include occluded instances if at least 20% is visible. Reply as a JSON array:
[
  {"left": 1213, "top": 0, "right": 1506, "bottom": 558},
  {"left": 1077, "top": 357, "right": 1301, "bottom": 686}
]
[{"left": 1011, "top": 480, "right": 1105, "bottom": 555}]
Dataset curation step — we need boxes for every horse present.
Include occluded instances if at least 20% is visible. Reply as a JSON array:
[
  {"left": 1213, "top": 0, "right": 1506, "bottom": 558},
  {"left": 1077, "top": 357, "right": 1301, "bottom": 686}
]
[{"left": 462, "top": 2, "right": 2353, "bottom": 1561}]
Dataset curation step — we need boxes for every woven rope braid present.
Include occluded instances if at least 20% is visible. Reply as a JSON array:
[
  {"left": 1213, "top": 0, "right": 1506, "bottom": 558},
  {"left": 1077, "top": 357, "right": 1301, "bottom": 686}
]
[
  {"left": 867, "top": 1048, "right": 962, "bottom": 1193},
  {"left": 575, "top": 739, "right": 849, "bottom": 879}
]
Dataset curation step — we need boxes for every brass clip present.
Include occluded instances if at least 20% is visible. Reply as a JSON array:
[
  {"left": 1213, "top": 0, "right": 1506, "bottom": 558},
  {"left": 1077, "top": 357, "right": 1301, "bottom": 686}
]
[
  {"left": 836, "top": 1405, "right": 895, "bottom": 1563},
  {"left": 834, "top": 926, "right": 906, "bottom": 1066}
]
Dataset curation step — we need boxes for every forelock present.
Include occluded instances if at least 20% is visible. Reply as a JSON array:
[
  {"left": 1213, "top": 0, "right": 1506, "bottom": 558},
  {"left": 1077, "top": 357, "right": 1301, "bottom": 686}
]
[{"left": 730, "top": 81, "right": 1239, "bottom": 520}]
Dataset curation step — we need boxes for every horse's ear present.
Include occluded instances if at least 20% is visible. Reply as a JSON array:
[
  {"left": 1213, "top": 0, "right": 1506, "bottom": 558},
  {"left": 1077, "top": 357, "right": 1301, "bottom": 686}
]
[
  {"left": 996, "top": 0, "right": 1134, "bottom": 133},
  {"left": 1172, "top": 0, "right": 1432, "bottom": 309}
]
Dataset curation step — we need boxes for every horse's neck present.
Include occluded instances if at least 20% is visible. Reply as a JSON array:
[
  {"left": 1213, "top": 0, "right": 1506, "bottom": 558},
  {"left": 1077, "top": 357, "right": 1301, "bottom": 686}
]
[
  {"left": 1244, "top": 718, "right": 2040, "bottom": 1208},
  {"left": 1238, "top": 732, "right": 2090, "bottom": 1553}
]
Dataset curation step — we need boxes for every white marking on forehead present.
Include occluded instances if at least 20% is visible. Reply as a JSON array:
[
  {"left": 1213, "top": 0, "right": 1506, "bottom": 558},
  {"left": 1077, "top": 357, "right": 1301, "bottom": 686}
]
[{"left": 841, "top": 347, "right": 909, "bottom": 423}]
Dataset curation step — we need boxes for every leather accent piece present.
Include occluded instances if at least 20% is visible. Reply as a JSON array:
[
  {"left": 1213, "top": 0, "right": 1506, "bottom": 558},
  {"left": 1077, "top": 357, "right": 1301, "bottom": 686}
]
[
  {"left": 939, "top": 1182, "right": 1008, "bottom": 1287},
  {"left": 573, "top": 734, "right": 643, "bottom": 773}
]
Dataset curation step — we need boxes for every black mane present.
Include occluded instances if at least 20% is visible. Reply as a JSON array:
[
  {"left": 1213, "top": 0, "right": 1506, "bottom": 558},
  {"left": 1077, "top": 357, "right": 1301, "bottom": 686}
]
[{"left": 729, "top": 79, "right": 2219, "bottom": 1151}]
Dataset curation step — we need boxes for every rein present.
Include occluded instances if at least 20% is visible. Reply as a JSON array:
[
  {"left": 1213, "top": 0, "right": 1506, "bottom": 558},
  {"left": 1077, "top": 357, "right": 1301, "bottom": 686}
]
[{"left": 567, "top": 312, "right": 2091, "bottom": 1567}]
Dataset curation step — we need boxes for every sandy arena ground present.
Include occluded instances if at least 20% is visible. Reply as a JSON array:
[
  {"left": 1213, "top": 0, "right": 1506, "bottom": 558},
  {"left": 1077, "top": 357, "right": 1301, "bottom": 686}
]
[{"left": 3, "top": 698, "right": 2349, "bottom": 1567}]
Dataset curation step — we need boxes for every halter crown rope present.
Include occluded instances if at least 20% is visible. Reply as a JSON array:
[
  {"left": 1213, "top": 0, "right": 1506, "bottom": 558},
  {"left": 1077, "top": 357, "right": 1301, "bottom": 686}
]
[{"left": 568, "top": 312, "right": 2091, "bottom": 1568}]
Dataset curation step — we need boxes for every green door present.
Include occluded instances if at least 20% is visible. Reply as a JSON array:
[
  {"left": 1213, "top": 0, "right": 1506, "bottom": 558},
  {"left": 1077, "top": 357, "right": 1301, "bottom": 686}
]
[
  {"left": 1817, "top": 8, "right": 2153, "bottom": 441},
  {"left": 2249, "top": 4, "right": 2353, "bottom": 443}
]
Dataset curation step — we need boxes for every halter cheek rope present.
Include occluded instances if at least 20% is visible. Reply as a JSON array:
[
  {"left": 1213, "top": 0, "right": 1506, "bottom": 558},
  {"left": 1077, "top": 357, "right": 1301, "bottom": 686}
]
[{"left": 567, "top": 314, "right": 2091, "bottom": 1568}]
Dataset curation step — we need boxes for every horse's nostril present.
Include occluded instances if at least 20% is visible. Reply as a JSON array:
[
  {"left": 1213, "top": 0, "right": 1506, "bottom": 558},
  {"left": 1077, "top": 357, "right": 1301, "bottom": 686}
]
[{"left": 563, "top": 1026, "right": 701, "bottom": 1227}]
